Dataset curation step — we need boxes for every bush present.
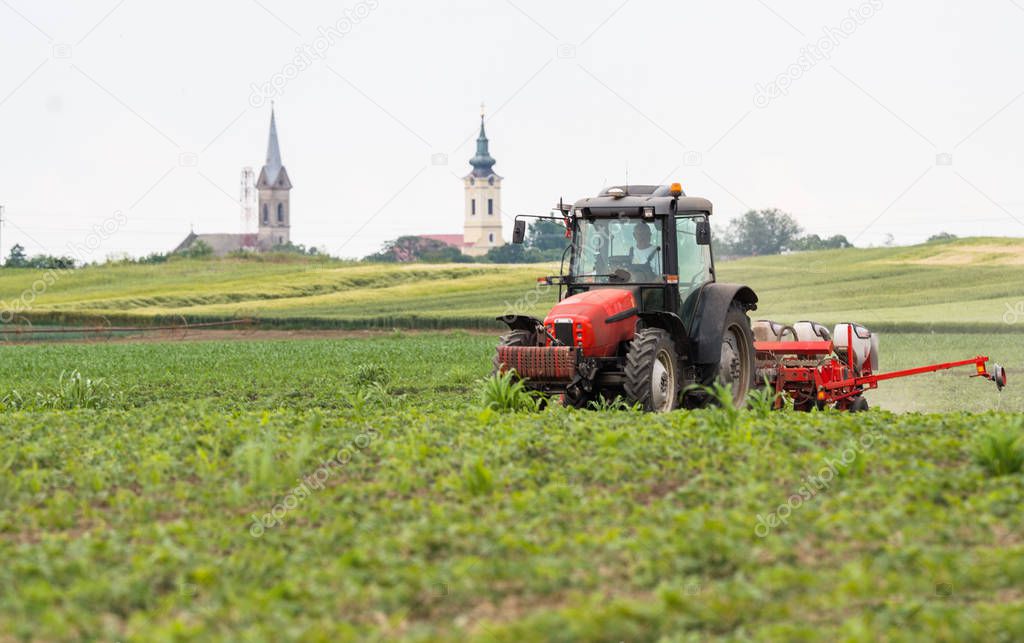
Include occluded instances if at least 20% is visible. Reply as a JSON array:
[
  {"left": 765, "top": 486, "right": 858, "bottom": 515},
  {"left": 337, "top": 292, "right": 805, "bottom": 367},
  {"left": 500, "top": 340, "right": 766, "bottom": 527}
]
[
  {"left": 365, "top": 236, "right": 473, "bottom": 263},
  {"left": 788, "top": 234, "right": 854, "bottom": 252},
  {"left": 136, "top": 252, "right": 169, "bottom": 264},
  {"left": 974, "top": 423, "right": 1024, "bottom": 477},
  {"left": 38, "top": 370, "right": 122, "bottom": 410},
  {"left": 176, "top": 240, "right": 213, "bottom": 259},
  {"left": 27, "top": 255, "right": 76, "bottom": 269},
  {"left": 3, "top": 244, "right": 77, "bottom": 269},
  {"left": 587, "top": 395, "right": 641, "bottom": 411},
  {"left": 351, "top": 363, "right": 394, "bottom": 389},
  {"left": 482, "top": 244, "right": 562, "bottom": 263},
  {"left": 479, "top": 370, "right": 539, "bottom": 412},
  {"left": 1, "top": 370, "right": 125, "bottom": 411}
]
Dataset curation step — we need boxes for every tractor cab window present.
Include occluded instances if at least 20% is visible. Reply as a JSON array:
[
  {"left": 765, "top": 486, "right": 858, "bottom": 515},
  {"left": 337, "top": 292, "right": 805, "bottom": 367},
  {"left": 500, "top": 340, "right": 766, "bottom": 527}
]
[
  {"left": 675, "top": 214, "right": 714, "bottom": 324},
  {"left": 572, "top": 218, "right": 664, "bottom": 283}
]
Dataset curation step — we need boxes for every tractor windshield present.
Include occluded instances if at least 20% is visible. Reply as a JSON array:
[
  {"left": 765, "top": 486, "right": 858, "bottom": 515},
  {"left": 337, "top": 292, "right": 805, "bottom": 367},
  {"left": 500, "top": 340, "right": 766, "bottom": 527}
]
[{"left": 570, "top": 218, "right": 664, "bottom": 283}]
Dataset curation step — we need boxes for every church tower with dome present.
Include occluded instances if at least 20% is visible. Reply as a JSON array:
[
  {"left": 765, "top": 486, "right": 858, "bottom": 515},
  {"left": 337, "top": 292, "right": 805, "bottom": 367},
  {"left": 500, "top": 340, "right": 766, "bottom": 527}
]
[{"left": 461, "top": 107, "right": 504, "bottom": 256}]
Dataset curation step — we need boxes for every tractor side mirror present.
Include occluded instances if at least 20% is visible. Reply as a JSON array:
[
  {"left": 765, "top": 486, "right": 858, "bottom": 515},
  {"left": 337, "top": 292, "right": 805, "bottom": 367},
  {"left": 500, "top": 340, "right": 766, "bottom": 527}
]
[
  {"left": 512, "top": 220, "right": 527, "bottom": 244},
  {"left": 695, "top": 220, "right": 711, "bottom": 246}
]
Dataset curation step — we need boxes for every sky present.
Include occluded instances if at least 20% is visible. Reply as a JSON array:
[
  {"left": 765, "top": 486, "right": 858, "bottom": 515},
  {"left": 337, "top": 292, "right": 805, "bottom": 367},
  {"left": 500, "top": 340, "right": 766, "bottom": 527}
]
[{"left": 1, "top": 0, "right": 1023, "bottom": 261}]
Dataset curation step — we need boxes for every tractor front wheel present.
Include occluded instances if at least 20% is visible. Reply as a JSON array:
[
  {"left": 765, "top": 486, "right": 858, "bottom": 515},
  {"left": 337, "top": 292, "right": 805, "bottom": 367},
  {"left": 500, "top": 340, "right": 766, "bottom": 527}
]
[{"left": 624, "top": 328, "right": 680, "bottom": 412}]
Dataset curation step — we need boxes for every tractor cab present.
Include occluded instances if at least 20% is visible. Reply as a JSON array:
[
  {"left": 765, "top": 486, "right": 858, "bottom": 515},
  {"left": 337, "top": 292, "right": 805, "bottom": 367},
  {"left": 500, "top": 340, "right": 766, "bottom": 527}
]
[{"left": 564, "top": 184, "right": 715, "bottom": 334}]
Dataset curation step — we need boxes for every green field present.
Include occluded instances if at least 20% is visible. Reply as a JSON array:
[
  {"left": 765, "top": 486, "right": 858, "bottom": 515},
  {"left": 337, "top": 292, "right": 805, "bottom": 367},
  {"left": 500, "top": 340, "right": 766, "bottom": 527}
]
[
  {"left": 2, "top": 238, "right": 1023, "bottom": 640},
  {"left": 1, "top": 334, "right": 1023, "bottom": 641},
  {"left": 2, "top": 237, "right": 1023, "bottom": 332}
]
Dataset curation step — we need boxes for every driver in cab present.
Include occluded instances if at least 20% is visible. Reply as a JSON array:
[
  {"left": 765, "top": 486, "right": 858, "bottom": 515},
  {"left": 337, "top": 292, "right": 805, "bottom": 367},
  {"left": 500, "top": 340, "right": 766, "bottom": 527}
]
[{"left": 629, "top": 223, "right": 660, "bottom": 273}]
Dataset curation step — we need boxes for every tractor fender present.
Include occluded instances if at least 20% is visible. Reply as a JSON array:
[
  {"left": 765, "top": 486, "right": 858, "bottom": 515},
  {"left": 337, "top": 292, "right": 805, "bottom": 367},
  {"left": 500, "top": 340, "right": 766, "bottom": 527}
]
[
  {"left": 689, "top": 283, "right": 758, "bottom": 365},
  {"left": 496, "top": 314, "right": 543, "bottom": 332},
  {"left": 636, "top": 311, "right": 690, "bottom": 354}
]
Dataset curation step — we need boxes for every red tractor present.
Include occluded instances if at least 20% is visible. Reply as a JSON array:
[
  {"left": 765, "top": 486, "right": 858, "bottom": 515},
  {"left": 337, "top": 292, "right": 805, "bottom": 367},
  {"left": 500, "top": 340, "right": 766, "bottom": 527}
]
[{"left": 494, "top": 184, "right": 1006, "bottom": 412}]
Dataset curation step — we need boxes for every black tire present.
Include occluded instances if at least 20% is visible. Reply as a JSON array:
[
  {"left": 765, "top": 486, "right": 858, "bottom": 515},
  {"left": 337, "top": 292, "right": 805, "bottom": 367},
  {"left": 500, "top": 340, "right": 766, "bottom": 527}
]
[
  {"left": 707, "top": 304, "right": 756, "bottom": 408},
  {"left": 492, "top": 329, "right": 537, "bottom": 374},
  {"left": 624, "top": 328, "right": 680, "bottom": 412},
  {"left": 849, "top": 396, "right": 869, "bottom": 413}
]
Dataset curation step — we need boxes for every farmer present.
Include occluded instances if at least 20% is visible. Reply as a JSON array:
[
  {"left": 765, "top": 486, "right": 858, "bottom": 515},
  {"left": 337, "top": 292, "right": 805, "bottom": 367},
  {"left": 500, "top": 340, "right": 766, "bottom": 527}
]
[{"left": 630, "top": 223, "right": 660, "bottom": 270}]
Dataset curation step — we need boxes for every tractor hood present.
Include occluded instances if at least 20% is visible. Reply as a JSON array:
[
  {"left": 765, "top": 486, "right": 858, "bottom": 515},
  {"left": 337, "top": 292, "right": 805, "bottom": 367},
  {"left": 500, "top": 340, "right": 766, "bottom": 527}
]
[{"left": 544, "top": 289, "right": 637, "bottom": 357}]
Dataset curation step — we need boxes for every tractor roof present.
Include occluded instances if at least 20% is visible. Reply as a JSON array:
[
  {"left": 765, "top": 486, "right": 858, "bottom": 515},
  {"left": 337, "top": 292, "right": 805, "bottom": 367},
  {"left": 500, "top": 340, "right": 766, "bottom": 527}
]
[{"left": 573, "top": 185, "right": 713, "bottom": 217}]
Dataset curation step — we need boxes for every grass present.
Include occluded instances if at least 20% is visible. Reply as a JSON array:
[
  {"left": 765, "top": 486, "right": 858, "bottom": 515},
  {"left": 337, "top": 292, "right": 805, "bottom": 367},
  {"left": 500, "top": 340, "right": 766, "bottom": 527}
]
[
  {"left": 1, "top": 236, "right": 1022, "bottom": 332},
  {"left": 0, "top": 332, "right": 1023, "bottom": 640}
]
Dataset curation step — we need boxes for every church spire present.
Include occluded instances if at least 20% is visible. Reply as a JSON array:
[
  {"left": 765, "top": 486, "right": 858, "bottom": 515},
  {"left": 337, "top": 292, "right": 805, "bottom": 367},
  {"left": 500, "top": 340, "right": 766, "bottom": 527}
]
[
  {"left": 469, "top": 104, "right": 496, "bottom": 177},
  {"left": 256, "top": 104, "right": 291, "bottom": 190},
  {"left": 264, "top": 105, "right": 282, "bottom": 182}
]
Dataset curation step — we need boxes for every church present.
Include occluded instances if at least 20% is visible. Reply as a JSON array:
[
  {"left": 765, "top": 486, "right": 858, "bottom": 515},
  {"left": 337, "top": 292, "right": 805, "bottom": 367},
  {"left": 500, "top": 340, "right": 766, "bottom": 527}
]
[
  {"left": 174, "top": 108, "right": 292, "bottom": 256},
  {"left": 419, "top": 109, "right": 505, "bottom": 257},
  {"left": 174, "top": 107, "right": 507, "bottom": 258}
]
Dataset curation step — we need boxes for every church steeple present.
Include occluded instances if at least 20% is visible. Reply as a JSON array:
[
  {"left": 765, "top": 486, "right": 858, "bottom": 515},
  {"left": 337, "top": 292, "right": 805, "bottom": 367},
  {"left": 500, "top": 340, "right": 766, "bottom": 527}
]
[
  {"left": 256, "top": 105, "right": 292, "bottom": 250},
  {"left": 258, "top": 105, "right": 289, "bottom": 188},
  {"left": 468, "top": 104, "right": 496, "bottom": 178},
  {"left": 462, "top": 104, "right": 504, "bottom": 255},
  {"left": 265, "top": 107, "right": 282, "bottom": 178}
]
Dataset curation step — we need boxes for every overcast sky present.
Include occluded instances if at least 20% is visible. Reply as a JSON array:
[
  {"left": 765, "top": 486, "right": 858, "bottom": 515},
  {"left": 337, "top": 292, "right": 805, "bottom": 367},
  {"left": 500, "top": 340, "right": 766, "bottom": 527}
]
[{"left": 1, "top": 0, "right": 1023, "bottom": 260}]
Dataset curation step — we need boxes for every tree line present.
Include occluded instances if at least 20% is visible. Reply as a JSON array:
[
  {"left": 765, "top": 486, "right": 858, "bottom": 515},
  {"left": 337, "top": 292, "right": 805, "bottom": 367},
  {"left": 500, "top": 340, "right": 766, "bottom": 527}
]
[{"left": 364, "top": 210, "right": 860, "bottom": 263}]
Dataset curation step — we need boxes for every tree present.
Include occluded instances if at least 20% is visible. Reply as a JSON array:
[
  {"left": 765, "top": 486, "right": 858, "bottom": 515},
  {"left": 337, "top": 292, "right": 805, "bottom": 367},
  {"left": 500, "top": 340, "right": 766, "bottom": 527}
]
[
  {"left": 270, "top": 241, "right": 325, "bottom": 255},
  {"left": 365, "top": 236, "right": 472, "bottom": 263},
  {"left": 484, "top": 243, "right": 527, "bottom": 263},
  {"left": 720, "top": 209, "right": 803, "bottom": 256},
  {"left": 27, "top": 255, "right": 76, "bottom": 269},
  {"left": 5, "top": 244, "right": 27, "bottom": 267},
  {"left": 790, "top": 234, "right": 854, "bottom": 251},
  {"left": 927, "top": 232, "right": 958, "bottom": 243},
  {"left": 526, "top": 219, "right": 569, "bottom": 252},
  {"left": 176, "top": 240, "right": 213, "bottom": 259},
  {"left": 136, "top": 252, "right": 169, "bottom": 264}
]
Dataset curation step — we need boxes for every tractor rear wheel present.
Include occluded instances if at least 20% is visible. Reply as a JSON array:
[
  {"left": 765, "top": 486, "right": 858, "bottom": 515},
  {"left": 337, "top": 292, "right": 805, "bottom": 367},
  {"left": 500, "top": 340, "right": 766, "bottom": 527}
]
[
  {"left": 624, "top": 328, "right": 680, "bottom": 412},
  {"left": 492, "top": 329, "right": 537, "bottom": 375},
  {"left": 712, "top": 304, "right": 756, "bottom": 407}
]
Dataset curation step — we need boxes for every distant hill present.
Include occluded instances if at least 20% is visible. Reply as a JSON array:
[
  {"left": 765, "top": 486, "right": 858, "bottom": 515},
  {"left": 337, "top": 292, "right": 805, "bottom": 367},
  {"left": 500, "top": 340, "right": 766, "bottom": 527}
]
[
  {"left": 0, "top": 237, "right": 1021, "bottom": 332},
  {"left": 718, "top": 237, "right": 1024, "bottom": 332}
]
